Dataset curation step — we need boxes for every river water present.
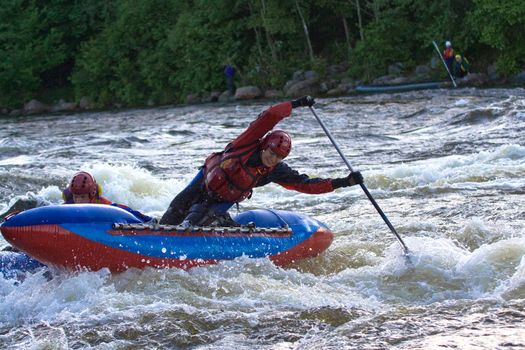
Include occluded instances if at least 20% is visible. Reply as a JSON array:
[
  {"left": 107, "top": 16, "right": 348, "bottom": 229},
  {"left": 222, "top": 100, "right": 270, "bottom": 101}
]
[{"left": 1, "top": 88, "right": 524, "bottom": 349}]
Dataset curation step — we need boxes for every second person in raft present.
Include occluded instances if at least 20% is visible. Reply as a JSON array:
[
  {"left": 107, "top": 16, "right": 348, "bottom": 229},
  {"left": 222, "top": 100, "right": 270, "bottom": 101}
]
[
  {"left": 63, "top": 171, "right": 153, "bottom": 222},
  {"left": 159, "top": 96, "right": 364, "bottom": 227}
]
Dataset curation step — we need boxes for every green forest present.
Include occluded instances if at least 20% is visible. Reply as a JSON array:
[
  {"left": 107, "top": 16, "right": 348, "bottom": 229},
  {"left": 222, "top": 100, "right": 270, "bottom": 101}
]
[{"left": 1, "top": 0, "right": 524, "bottom": 109}]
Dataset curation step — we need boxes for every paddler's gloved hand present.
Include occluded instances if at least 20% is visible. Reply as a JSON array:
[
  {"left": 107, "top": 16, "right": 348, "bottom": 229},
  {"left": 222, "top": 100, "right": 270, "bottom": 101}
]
[
  {"left": 331, "top": 171, "right": 363, "bottom": 189},
  {"left": 291, "top": 96, "right": 315, "bottom": 108}
]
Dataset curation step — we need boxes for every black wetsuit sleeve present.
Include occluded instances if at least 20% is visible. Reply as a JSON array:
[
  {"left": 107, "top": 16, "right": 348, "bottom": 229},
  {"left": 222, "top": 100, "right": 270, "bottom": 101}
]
[{"left": 256, "top": 162, "right": 334, "bottom": 194}]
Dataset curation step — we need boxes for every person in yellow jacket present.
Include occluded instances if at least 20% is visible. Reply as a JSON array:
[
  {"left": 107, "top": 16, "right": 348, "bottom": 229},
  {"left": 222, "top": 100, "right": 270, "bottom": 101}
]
[{"left": 452, "top": 54, "right": 470, "bottom": 78}]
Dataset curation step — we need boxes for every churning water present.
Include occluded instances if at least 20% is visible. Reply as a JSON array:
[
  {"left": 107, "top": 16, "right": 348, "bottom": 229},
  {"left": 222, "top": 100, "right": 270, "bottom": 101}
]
[{"left": 1, "top": 88, "right": 524, "bottom": 349}]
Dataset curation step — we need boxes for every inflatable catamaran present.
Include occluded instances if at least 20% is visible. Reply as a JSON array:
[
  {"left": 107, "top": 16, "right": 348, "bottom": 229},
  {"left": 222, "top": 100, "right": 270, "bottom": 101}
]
[{"left": 1, "top": 204, "right": 333, "bottom": 273}]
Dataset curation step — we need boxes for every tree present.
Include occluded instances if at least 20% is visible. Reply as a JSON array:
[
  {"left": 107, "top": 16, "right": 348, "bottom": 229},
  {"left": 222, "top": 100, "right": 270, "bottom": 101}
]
[
  {"left": 0, "top": 0, "right": 65, "bottom": 108},
  {"left": 467, "top": 0, "right": 525, "bottom": 74},
  {"left": 294, "top": 0, "right": 314, "bottom": 63},
  {"left": 72, "top": 0, "right": 183, "bottom": 106},
  {"left": 165, "top": 0, "right": 250, "bottom": 96}
]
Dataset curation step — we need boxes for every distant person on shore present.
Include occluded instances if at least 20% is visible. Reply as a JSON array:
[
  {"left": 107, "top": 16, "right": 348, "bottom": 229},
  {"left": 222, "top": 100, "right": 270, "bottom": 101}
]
[
  {"left": 159, "top": 96, "right": 364, "bottom": 227},
  {"left": 443, "top": 41, "right": 455, "bottom": 71},
  {"left": 452, "top": 54, "right": 470, "bottom": 78},
  {"left": 223, "top": 64, "right": 236, "bottom": 96}
]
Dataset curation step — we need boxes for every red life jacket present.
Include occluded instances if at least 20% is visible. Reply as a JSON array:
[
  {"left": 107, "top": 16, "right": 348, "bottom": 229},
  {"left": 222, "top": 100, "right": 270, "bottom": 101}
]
[
  {"left": 443, "top": 47, "right": 454, "bottom": 60},
  {"left": 204, "top": 142, "right": 274, "bottom": 202}
]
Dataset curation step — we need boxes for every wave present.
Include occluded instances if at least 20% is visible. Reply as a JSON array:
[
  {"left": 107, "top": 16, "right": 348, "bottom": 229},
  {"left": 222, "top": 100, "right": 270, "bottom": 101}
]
[{"left": 365, "top": 144, "right": 525, "bottom": 191}]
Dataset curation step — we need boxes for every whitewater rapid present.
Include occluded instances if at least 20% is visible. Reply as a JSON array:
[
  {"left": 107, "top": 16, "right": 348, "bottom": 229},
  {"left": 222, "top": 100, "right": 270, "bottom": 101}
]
[{"left": 1, "top": 88, "right": 524, "bottom": 349}]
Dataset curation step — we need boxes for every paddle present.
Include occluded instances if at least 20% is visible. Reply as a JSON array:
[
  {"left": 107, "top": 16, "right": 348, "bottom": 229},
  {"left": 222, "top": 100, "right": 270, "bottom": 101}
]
[
  {"left": 308, "top": 106, "right": 412, "bottom": 261},
  {"left": 432, "top": 40, "right": 457, "bottom": 88}
]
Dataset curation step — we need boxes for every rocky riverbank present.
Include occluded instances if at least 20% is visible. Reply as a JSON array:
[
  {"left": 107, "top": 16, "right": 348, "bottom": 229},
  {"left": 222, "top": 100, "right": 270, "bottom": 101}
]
[{"left": 3, "top": 60, "right": 525, "bottom": 117}]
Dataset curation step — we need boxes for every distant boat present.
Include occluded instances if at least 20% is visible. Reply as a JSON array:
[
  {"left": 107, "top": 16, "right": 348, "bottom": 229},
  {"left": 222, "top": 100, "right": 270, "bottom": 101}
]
[{"left": 356, "top": 81, "right": 446, "bottom": 94}]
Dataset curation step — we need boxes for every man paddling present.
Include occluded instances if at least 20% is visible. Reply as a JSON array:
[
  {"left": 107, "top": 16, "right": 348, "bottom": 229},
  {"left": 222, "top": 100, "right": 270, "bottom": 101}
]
[{"left": 160, "top": 96, "right": 364, "bottom": 227}]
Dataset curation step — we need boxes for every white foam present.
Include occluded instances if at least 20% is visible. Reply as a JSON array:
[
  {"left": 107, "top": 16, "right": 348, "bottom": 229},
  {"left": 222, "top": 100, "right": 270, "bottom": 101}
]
[
  {"left": 0, "top": 155, "right": 33, "bottom": 166},
  {"left": 499, "top": 255, "right": 525, "bottom": 298},
  {"left": 456, "top": 237, "right": 525, "bottom": 298},
  {"left": 366, "top": 144, "right": 525, "bottom": 189},
  {"left": 454, "top": 99, "right": 470, "bottom": 106},
  {"left": 49, "top": 163, "right": 200, "bottom": 214}
]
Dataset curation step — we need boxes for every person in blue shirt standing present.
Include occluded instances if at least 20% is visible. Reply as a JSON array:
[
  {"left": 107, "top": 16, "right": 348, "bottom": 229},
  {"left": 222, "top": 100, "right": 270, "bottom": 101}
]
[{"left": 224, "top": 64, "right": 236, "bottom": 96}]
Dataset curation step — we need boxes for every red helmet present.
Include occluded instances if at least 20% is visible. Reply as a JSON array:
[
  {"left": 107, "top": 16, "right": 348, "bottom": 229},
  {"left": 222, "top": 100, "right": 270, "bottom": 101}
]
[
  {"left": 69, "top": 171, "right": 98, "bottom": 198},
  {"left": 262, "top": 130, "right": 292, "bottom": 158}
]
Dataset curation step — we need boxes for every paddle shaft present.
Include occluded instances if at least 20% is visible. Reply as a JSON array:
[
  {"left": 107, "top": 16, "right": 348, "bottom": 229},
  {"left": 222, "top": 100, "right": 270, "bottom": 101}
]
[
  {"left": 309, "top": 106, "right": 410, "bottom": 256},
  {"left": 432, "top": 40, "right": 457, "bottom": 88}
]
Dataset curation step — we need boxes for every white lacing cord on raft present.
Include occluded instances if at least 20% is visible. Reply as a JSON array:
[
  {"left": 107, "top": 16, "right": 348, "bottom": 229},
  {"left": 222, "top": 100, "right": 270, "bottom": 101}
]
[{"left": 111, "top": 222, "right": 291, "bottom": 234}]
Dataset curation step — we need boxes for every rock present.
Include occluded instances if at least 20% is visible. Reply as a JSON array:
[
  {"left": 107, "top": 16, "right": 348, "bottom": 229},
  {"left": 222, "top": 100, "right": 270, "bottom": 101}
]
[
  {"left": 372, "top": 75, "right": 409, "bottom": 85},
  {"left": 50, "top": 100, "right": 78, "bottom": 113},
  {"left": 457, "top": 73, "right": 489, "bottom": 87},
  {"left": 200, "top": 94, "right": 212, "bottom": 103},
  {"left": 234, "top": 86, "right": 262, "bottom": 100},
  {"left": 320, "top": 79, "right": 341, "bottom": 94},
  {"left": 23, "top": 99, "right": 49, "bottom": 115},
  {"left": 303, "top": 70, "right": 318, "bottom": 80},
  {"left": 186, "top": 94, "right": 200, "bottom": 104},
  {"left": 326, "top": 86, "right": 346, "bottom": 96},
  {"left": 292, "top": 70, "right": 305, "bottom": 81},
  {"left": 415, "top": 65, "right": 431, "bottom": 76},
  {"left": 218, "top": 90, "right": 234, "bottom": 102},
  {"left": 327, "top": 64, "right": 347, "bottom": 76},
  {"left": 372, "top": 75, "right": 395, "bottom": 84},
  {"left": 340, "top": 77, "right": 355, "bottom": 85},
  {"left": 390, "top": 76, "right": 410, "bottom": 84},
  {"left": 9, "top": 109, "right": 23, "bottom": 117},
  {"left": 319, "top": 82, "right": 329, "bottom": 94},
  {"left": 338, "top": 82, "right": 354, "bottom": 93},
  {"left": 283, "top": 79, "right": 300, "bottom": 92},
  {"left": 264, "top": 89, "right": 283, "bottom": 99},
  {"left": 388, "top": 62, "right": 404, "bottom": 76},
  {"left": 284, "top": 78, "right": 319, "bottom": 97},
  {"left": 210, "top": 91, "right": 221, "bottom": 102},
  {"left": 511, "top": 71, "right": 525, "bottom": 85},
  {"left": 429, "top": 56, "right": 440, "bottom": 69},
  {"left": 325, "top": 79, "right": 340, "bottom": 91},
  {"left": 201, "top": 91, "right": 223, "bottom": 103},
  {"left": 79, "top": 97, "right": 95, "bottom": 110},
  {"left": 487, "top": 64, "right": 500, "bottom": 81}
]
